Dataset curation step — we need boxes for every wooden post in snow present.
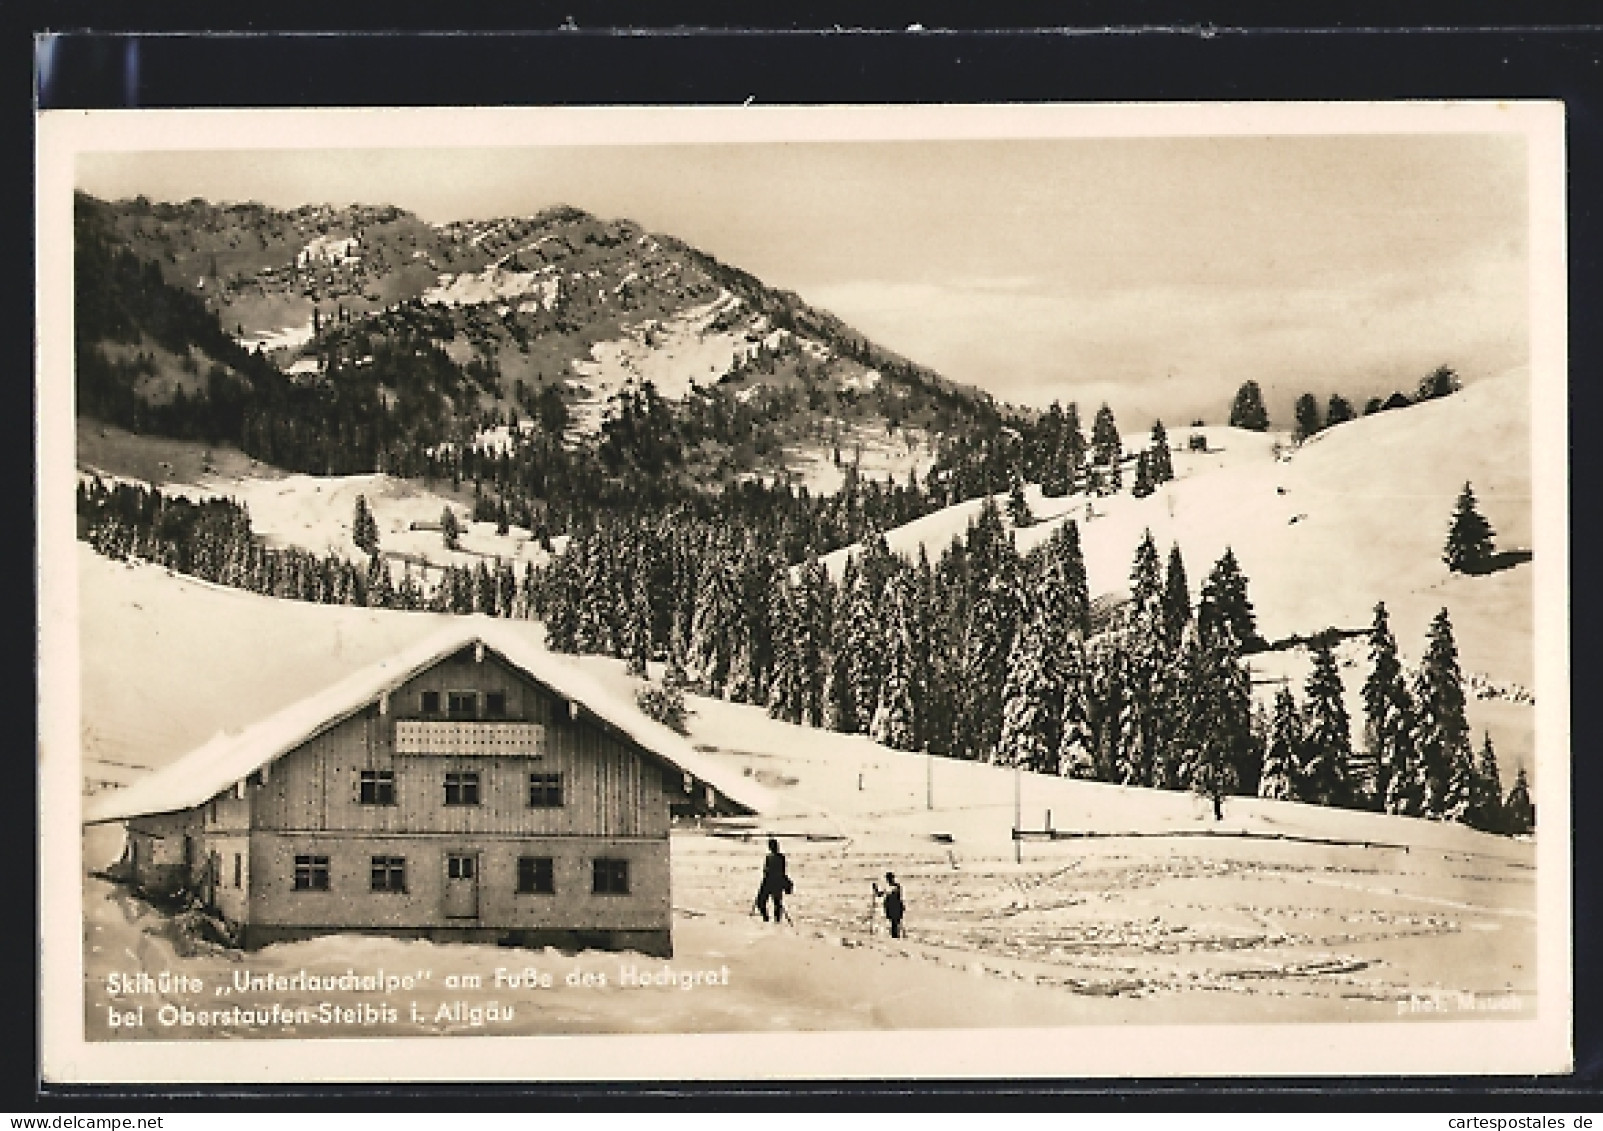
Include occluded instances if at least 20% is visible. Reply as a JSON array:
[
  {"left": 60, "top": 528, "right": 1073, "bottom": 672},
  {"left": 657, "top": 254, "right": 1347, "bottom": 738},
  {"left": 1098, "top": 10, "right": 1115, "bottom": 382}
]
[{"left": 1013, "top": 762, "right": 1021, "bottom": 864}]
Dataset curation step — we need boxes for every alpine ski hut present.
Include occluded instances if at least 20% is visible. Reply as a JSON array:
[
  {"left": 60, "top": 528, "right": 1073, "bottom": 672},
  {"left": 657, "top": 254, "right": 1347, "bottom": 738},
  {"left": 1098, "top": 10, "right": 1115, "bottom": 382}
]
[{"left": 84, "top": 620, "right": 772, "bottom": 955}]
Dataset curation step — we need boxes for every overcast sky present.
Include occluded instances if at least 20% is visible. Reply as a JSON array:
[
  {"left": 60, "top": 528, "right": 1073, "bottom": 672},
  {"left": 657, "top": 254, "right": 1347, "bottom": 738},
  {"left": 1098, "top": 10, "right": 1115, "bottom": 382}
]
[{"left": 78, "top": 134, "right": 1529, "bottom": 428}]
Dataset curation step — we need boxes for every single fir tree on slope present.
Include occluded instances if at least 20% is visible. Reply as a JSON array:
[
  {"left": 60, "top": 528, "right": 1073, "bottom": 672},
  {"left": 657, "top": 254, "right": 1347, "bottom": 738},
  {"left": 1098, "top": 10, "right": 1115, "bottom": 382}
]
[
  {"left": 1229, "top": 380, "right": 1271, "bottom": 431},
  {"left": 1444, "top": 481, "right": 1496, "bottom": 575}
]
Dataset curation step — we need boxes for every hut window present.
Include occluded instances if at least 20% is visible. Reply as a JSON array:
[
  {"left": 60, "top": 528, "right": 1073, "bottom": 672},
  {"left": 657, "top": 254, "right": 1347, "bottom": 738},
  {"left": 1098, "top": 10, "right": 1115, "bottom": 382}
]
[
  {"left": 517, "top": 856, "right": 555, "bottom": 894},
  {"left": 447, "top": 691, "right": 479, "bottom": 719},
  {"left": 444, "top": 771, "right": 481, "bottom": 806},
  {"left": 485, "top": 691, "right": 507, "bottom": 718},
  {"left": 592, "top": 858, "right": 630, "bottom": 896},
  {"left": 359, "top": 770, "right": 396, "bottom": 805},
  {"left": 420, "top": 690, "right": 441, "bottom": 715},
  {"left": 293, "top": 855, "right": 330, "bottom": 891},
  {"left": 370, "top": 856, "right": 407, "bottom": 893},
  {"left": 527, "top": 772, "right": 564, "bottom": 808}
]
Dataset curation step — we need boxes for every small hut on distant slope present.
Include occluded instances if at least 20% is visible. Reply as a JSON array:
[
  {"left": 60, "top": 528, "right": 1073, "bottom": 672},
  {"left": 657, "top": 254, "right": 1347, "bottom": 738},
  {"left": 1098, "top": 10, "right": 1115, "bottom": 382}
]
[{"left": 85, "top": 620, "right": 772, "bottom": 955}]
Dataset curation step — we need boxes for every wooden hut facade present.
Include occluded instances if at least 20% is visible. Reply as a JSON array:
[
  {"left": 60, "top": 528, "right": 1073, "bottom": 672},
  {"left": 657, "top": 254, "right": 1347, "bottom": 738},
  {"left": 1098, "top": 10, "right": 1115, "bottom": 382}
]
[{"left": 86, "top": 622, "right": 770, "bottom": 955}]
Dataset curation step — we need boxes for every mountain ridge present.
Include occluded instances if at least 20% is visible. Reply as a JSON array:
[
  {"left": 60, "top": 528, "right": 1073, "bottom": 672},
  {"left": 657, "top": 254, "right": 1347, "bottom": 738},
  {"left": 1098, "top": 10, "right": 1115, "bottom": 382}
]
[{"left": 73, "top": 189, "right": 1007, "bottom": 504}]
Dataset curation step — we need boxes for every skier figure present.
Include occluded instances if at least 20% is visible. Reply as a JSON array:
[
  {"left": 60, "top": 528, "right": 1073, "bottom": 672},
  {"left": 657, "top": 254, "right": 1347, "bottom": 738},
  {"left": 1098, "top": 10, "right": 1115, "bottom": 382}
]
[
  {"left": 755, "top": 837, "right": 791, "bottom": 924},
  {"left": 873, "top": 872, "right": 905, "bottom": 938}
]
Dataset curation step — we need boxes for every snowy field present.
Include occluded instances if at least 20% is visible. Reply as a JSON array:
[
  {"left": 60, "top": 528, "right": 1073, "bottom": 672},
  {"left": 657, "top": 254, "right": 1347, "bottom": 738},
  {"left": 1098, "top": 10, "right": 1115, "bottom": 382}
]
[
  {"left": 75, "top": 549, "right": 1538, "bottom": 1040},
  {"left": 76, "top": 454, "right": 552, "bottom": 583}
]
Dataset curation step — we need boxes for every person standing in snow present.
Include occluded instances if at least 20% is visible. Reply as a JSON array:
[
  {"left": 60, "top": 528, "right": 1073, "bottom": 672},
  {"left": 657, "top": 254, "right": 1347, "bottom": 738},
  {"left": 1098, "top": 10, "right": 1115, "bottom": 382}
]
[
  {"left": 874, "top": 872, "right": 905, "bottom": 938},
  {"left": 755, "top": 837, "right": 791, "bottom": 924}
]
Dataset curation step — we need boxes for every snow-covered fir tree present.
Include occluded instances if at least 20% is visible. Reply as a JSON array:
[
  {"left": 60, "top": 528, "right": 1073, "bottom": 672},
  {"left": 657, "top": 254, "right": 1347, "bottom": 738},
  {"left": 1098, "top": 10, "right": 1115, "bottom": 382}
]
[
  {"left": 1504, "top": 765, "right": 1535, "bottom": 834},
  {"left": 995, "top": 564, "right": 1069, "bottom": 772},
  {"left": 1148, "top": 420, "right": 1175, "bottom": 484},
  {"left": 1469, "top": 731, "right": 1504, "bottom": 833},
  {"left": 1040, "top": 519, "right": 1091, "bottom": 638},
  {"left": 1259, "top": 685, "right": 1301, "bottom": 800},
  {"left": 1061, "top": 402, "right": 1088, "bottom": 489},
  {"left": 397, "top": 562, "right": 424, "bottom": 614},
  {"left": 1131, "top": 451, "right": 1155, "bottom": 498},
  {"left": 954, "top": 500, "right": 1023, "bottom": 760},
  {"left": 1057, "top": 637, "right": 1097, "bottom": 779},
  {"left": 1362, "top": 602, "right": 1421, "bottom": 816},
  {"left": 1197, "top": 547, "right": 1258, "bottom": 651},
  {"left": 1091, "top": 402, "right": 1122, "bottom": 467},
  {"left": 907, "top": 547, "right": 939, "bottom": 749},
  {"left": 1161, "top": 542, "right": 1192, "bottom": 648},
  {"left": 793, "top": 553, "right": 831, "bottom": 728},
  {"left": 624, "top": 573, "right": 651, "bottom": 678},
  {"left": 1129, "top": 529, "right": 1164, "bottom": 615},
  {"left": 765, "top": 576, "right": 804, "bottom": 725},
  {"left": 869, "top": 569, "right": 919, "bottom": 750},
  {"left": 1300, "top": 637, "right": 1353, "bottom": 807},
  {"left": 844, "top": 532, "right": 897, "bottom": 732},
  {"left": 1444, "top": 480, "right": 1496, "bottom": 575},
  {"left": 1007, "top": 476, "right": 1035, "bottom": 528},
  {"left": 1413, "top": 607, "right": 1472, "bottom": 820},
  {"left": 688, "top": 547, "right": 741, "bottom": 695},
  {"left": 365, "top": 552, "right": 394, "bottom": 608},
  {"left": 815, "top": 551, "right": 852, "bottom": 711},
  {"left": 1177, "top": 622, "right": 1251, "bottom": 817},
  {"left": 1229, "top": 380, "right": 1271, "bottom": 431},
  {"left": 1294, "top": 393, "right": 1322, "bottom": 441},
  {"left": 1143, "top": 625, "right": 1185, "bottom": 790},
  {"left": 352, "top": 494, "right": 380, "bottom": 556}
]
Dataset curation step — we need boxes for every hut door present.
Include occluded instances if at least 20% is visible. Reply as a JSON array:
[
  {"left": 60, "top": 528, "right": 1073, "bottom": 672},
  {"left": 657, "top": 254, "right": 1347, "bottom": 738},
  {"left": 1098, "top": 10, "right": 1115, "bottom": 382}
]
[
  {"left": 205, "top": 851, "right": 220, "bottom": 910},
  {"left": 444, "top": 854, "right": 479, "bottom": 919}
]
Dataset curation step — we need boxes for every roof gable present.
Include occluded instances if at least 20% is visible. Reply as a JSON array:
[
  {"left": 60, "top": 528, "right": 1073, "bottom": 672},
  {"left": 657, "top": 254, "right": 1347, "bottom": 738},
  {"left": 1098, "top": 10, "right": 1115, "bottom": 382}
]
[{"left": 84, "top": 618, "right": 773, "bottom": 823}]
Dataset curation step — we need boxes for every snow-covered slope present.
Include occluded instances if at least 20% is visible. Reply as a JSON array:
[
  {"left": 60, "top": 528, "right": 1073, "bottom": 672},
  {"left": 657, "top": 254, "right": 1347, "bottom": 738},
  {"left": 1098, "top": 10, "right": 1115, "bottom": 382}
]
[
  {"left": 565, "top": 290, "right": 760, "bottom": 435},
  {"left": 74, "top": 551, "right": 1540, "bottom": 1040},
  {"left": 828, "top": 372, "right": 1532, "bottom": 691}
]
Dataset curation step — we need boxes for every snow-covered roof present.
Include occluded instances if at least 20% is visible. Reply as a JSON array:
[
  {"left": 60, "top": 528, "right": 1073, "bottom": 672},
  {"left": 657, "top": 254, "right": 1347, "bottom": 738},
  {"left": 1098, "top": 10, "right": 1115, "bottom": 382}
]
[{"left": 84, "top": 618, "right": 774, "bottom": 824}]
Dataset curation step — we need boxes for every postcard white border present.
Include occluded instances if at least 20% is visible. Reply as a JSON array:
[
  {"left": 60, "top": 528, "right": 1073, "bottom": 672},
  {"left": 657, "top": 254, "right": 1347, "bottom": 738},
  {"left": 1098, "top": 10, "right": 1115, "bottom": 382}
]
[{"left": 37, "top": 101, "right": 1572, "bottom": 1084}]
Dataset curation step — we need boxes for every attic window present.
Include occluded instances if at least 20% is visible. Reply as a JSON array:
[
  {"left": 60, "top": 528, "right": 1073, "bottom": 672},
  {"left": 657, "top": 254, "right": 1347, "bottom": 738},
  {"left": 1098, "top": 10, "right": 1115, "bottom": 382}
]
[
  {"left": 420, "top": 690, "right": 441, "bottom": 715},
  {"left": 485, "top": 691, "right": 507, "bottom": 718},
  {"left": 447, "top": 691, "right": 478, "bottom": 719}
]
